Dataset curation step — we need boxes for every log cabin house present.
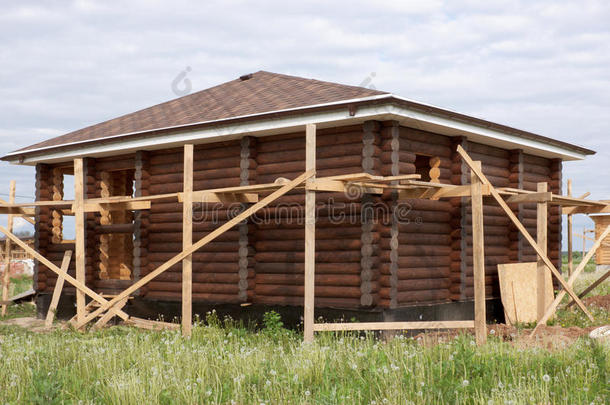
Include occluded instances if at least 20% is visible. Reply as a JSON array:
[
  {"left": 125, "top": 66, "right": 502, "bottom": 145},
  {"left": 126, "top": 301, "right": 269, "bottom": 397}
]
[{"left": 1, "top": 71, "right": 596, "bottom": 327}]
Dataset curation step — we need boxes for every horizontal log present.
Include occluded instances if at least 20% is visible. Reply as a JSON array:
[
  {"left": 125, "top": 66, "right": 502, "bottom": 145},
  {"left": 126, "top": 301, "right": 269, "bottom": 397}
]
[
  {"left": 254, "top": 295, "right": 361, "bottom": 308},
  {"left": 391, "top": 277, "right": 451, "bottom": 291},
  {"left": 254, "top": 239, "right": 363, "bottom": 252},
  {"left": 147, "top": 262, "right": 244, "bottom": 273},
  {"left": 397, "top": 222, "right": 452, "bottom": 234},
  {"left": 396, "top": 138, "right": 451, "bottom": 158},
  {"left": 95, "top": 157, "right": 135, "bottom": 171},
  {"left": 255, "top": 251, "right": 363, "bottom": 263},
  {"left": 147, "top": 242, "right": 241, "bottom": 254},
  {"left": 257, "top": 143, "right": 363, "bottom": 164},
  {"left": 400, "top": 127, "right": 453, "bottom": 147},
  {"left": 149, "top": 158, "right": 244, "bottom": 174},
  {"left": 379, "top": 163, "right": 416, "bottom": 177},
  {"left": 96, "top": 223, "right": 134, "bottom": 234},
  {"left": 149, "top": 178, "right": 242, "bottom": 194},
  {"left": 148, "top": 281, "right": 239, "bottom": 294},
  {"left": 466, "top": 151, "right": 509, "bottom": 169},
  {"left": 148, "top": 230, "right": 239, "bottom": 243},
  {"left": 145, "top": 291, "right": 244, "bottom": 303},
  {"left": 379, "top": 150, "right": 416, "bottom": 164},
  {"left": 379, "top": 265, "right": 451, "bottom": 279},
  {"left": 255, "top": 284, "right": 362, "bottom": 298},
  {"left": 147, "top": 251, "right": 241, "bottom": 263},
  {"left": 380, "top": 288, "right": 450, "bottom": 303},
  {"left": 149, "top": 146, "right": 241, "bottom": 165},
  {"left": 379, "top": 245, "right": 451, "bottom": 260},
  {"left": 256, "top": 131, "right": 363, "bottom": 153},
  {"left": 255, "top": 262, "right": 362, "bottom": 275},
  {"left": 395, "top": 256, "right": 451, "bottom": 268},
  {"left": 255, "top": 273, "right": 361, "bottom": 286},
  {"left": 523, "top": 154, "right": 551, "bottom": 167},
  {"left": 467, "top": 142, "right": 509, "bottom": 159},
  {"left": 257, "top": 156, "right": 362, "bottom": 176},
  {"left": 150, "top": 167, "right": 242, "bottom": 183}
]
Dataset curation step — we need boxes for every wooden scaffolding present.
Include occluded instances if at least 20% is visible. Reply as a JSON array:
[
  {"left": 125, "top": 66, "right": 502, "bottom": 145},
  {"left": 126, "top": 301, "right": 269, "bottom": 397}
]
[{"left": 1, "top": 123, "right": 609, "bottom": 342}]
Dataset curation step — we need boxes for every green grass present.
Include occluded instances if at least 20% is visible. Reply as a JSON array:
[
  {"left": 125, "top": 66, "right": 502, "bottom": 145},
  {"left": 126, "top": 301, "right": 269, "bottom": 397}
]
[
  {"left": 0, "top": 274, "right": 33, "bottom": 298},
  {"left": 0, "top": 256, "right": 607, "bottom": 404},
  {"left": 562, "top": 251, "right": 598, "bottom": 274},
  {"left": 0, "top": 315, "right": 608, "bottom": 405}
]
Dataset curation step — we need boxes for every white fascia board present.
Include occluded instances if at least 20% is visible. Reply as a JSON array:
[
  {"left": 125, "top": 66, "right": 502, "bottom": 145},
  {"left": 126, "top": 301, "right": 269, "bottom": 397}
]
[
  {"left": 385, "top": 104, "right": 588, "bottom": 161},
  {"left": 9, "top": 101, "right": 586, "bottom": 165}
]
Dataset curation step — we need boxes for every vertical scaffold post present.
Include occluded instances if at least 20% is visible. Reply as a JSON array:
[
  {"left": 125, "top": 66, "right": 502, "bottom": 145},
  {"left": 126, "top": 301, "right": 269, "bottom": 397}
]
[
  {"left": 74, "top": 159, "right": 86, "bottom": 323},
  {"left": 567, "top": 179, "right": 573, "bottom": 276},
  {"left": 304, "top": 123, "right": 316, "bottom": 342},
  {"left": 471, "top": 161, "right": 487, "bottom": 345},
  {"left": 1, "top": 180, "right": 15, "bottom": 316},
  {"left": 182, "top": 144, "right": 194, "bottom": 337},
  {"left": 536, "top": 182, "right": 550, "bottom": 321}
]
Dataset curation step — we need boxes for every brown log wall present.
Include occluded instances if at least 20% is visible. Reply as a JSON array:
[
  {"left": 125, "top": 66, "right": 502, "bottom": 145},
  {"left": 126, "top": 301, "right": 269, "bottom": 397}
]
[
  {"left": 253, "top": 124, "right": 367, "bottom": 308},
  {"left": 378, "top": 123, "right": 453, "bottom": 307},
  {"left": 32, "top": 122, "right": 563, "bottom": 311}
]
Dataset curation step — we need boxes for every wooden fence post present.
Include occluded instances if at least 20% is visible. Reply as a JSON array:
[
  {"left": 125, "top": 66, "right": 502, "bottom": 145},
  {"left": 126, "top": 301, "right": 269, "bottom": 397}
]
[
  {"left": 304, "top": 123, "right": 316, "bottom": 342},
  {"left": 1, "top": 180, "right": 15, "bottom": 316},
  {"left": 74, "top": 159, "right": 86, "bottom": 323},
  {"left": 182, "top": 144, "right": 194, "bottom": 337},
  {"left": 471, "top": 161, "right": 487, "bottom": 345}
]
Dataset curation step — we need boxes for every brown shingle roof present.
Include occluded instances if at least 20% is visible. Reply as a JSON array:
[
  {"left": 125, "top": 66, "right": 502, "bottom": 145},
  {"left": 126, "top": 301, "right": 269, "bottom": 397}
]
[{"left": 16, "top": 71, "right": 387, "bottom": 152}]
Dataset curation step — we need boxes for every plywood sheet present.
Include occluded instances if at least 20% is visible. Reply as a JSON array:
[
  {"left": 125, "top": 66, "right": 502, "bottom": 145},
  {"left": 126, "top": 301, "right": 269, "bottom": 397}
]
[{"left": 497, "top": 262, "right": 553, "bottom": 324}]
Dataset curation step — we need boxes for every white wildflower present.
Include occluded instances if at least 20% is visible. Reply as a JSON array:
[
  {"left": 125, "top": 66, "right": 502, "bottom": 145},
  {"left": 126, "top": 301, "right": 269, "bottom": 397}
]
[
  {"left": 542, "top": 374, "right": 550, "bottom": 382},
  {"left": 462, "top": 380, "right": 469, "bottom": 387}
]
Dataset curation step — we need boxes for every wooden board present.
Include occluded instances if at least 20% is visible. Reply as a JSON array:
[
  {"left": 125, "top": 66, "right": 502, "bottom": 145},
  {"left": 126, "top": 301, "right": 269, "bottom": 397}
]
[{"left": 497, "top": 262, "right": 553, "bottom": 325}]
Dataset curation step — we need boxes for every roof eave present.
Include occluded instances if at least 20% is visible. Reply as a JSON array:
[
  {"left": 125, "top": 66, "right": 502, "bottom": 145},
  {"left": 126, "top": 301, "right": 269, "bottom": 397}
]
[{"left": 3, "top": 96, "right": 595, "bottom": 165}]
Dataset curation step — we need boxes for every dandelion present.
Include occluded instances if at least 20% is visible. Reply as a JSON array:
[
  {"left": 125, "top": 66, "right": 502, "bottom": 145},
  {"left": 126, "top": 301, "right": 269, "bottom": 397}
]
[
  {"left": 542, "top": 374, "right": 551, "bottom": 382},
  {"left": 270, "top": 369, "right": 277, "bottom": 376},
  {"left": 305, "top": 390, "right": 311, "bottom": 396},
  {"left": 265, "top": 380, "right": 271, "bottom": 387},
  {"left": 462, "top": 380, "right": 470, "bottom": 387}
]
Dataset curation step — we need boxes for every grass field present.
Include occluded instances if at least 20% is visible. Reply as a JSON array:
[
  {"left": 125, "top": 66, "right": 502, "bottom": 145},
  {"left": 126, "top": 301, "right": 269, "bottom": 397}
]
[
  {"left": 0, "top": 312, "right": 608, "bottom": 404},
  {"left": 0, "top": 253, "right": 608, "bottom": 404}
]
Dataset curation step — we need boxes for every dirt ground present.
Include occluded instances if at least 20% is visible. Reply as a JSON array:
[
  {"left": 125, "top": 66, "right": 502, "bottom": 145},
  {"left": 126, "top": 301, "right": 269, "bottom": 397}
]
[{"left": 583, "top": 294, "right": 610, "bottom": 311}]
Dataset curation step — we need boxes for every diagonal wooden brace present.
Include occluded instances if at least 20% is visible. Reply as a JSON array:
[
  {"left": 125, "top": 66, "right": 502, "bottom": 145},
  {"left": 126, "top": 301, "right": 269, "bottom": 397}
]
[
  {"left": 0, "top": 226, "right": 130, "bottom": 324},
  {"left": 531, "top": 225, "right": 610, "bottom": 335},
  {"left": 45, "top": 250, "right": 73, "bottom": 327},
  {"left": 92, "top": 297, "right": 128, "bottom": 330},
  {"left": 456, "top": 145, "right": 593, "bottom": 320},
  {"left": 75, "top": 170, "right": 316, "bottom": 329}
]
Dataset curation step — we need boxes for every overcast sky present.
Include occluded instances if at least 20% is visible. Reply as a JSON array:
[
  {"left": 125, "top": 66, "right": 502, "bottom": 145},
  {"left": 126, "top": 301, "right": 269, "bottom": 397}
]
[{"left": 1, "top": 0, "right": 608, "bottom": 248}]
